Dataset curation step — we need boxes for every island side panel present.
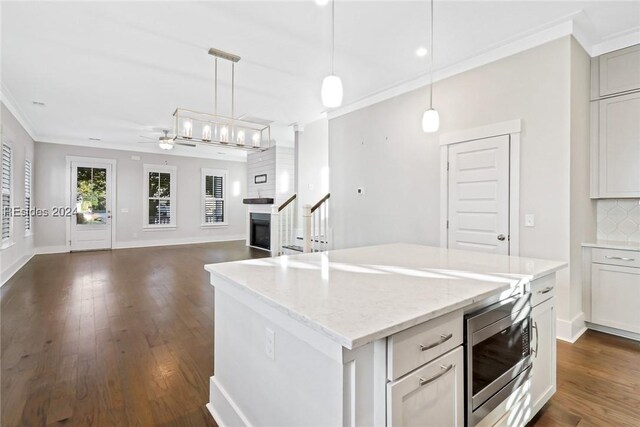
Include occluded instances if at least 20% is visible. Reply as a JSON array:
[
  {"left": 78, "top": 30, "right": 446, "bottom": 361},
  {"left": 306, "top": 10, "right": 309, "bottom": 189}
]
[{"left": 208, "top": 275, "right": 346, "bottom": 426}]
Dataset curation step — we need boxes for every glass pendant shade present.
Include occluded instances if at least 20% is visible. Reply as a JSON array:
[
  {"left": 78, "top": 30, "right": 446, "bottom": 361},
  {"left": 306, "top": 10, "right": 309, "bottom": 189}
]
[
  {"left": 321, "top": 75, "right": 343, "bottom": 108},
  {"left": 422, "top": 108, "right": 440, "bottom": 133}
]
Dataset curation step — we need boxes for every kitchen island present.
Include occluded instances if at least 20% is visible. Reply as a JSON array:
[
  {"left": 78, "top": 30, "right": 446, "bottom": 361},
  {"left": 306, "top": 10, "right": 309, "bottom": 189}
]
[{"left": 204, "top": 244, "right": 566, "bottom": 427}]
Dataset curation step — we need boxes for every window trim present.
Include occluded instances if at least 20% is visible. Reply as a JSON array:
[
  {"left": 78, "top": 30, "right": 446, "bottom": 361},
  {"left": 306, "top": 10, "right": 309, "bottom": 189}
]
[
  {"left": 143, "top": 164, "right": 177, "bottom": 230},
  {"left": 201, "top": 168, "right": 228, "bottom": 228},
  {"left": 24, "top": 158, "right": 33, "bottom": 236},
  {"left": 1, "top": 141, "right": 13, "bottom": 249}
]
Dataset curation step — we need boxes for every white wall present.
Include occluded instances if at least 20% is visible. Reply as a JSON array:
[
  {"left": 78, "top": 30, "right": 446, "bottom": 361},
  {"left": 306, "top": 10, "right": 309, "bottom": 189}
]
[
  {"left": 329, "top": 36, "right": 589, "bottom": 340},
  {"left": 1, "top": 103, "right": 35, "bottom": 284},
  {"left": 297, "top": 118, "right": 329, "bottom": 211},
  {"left": 34, "top": 142, "right": 247, "bottom": 251}
]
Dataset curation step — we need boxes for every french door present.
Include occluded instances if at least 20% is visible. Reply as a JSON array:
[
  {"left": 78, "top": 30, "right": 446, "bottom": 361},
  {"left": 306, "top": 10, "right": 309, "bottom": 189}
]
[{"left": 70, "top": 161, "right": 113, "bottom": 251}]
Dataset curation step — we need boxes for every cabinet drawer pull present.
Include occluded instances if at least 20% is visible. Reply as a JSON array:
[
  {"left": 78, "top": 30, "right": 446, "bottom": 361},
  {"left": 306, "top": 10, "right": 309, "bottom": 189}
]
[
  {"left": 538, "top": 286, "right": 554, "bottom": 295},
  {"left": 419, "top": 333, "right": 453, "bottom": 352},
  {"left": 419, "top": 364, "right": 455, "bottom": 387},
  {"left": 605, "top": 256, "right": 635, "bottom": 262}
]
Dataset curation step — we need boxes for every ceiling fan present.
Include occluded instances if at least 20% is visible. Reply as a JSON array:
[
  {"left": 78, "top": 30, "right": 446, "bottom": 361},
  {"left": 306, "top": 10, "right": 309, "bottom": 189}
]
[{"left": 138, "top": 130, "right": 196, "bottom": 150}]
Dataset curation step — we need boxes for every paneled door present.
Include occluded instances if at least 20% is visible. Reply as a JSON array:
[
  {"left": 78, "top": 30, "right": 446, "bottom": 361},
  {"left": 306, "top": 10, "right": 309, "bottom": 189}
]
[
  {"left": 447, "top": 135, "right": 510, "bottom": 254},
  {"left": 70, "top": 161, "right": 113, "bottom": 251}
]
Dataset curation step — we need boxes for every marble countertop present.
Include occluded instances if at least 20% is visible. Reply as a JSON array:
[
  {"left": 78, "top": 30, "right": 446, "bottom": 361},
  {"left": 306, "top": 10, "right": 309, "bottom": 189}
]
[
  {"left": 205, "top": 243, "right": 566, "bottom": 349},
  {"left": 582, "top": 241, "right": 640, "bottom": 252}
]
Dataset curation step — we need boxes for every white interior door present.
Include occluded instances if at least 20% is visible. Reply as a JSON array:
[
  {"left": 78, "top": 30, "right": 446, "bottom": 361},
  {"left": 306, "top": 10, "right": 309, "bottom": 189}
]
[
  {"left": 447, "top": 135, "right": 510, "bottom": 254},
  {"left": 70, "top": 161, "right": 113, "bottom": 251}
]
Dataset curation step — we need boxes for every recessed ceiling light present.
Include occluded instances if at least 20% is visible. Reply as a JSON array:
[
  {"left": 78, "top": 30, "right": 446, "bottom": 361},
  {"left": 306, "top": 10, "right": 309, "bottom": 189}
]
[
  {"left": 315, "top": 0, "right": 329, "bottom": 6},
  {"left": 415, "top": 47, "right": 428, "bottom": 58},
  {"left": 88, "top": 137, "right": 101, "bottom": 141},
  {"left": 32, "top": 101, "right": 46, "bottom": 107}
]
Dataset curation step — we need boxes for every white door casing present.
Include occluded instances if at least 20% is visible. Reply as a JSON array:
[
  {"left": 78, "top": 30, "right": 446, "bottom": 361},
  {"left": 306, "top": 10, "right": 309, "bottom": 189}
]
[
  {"left": 439, "top": 119, "right": 521, "bottom": 256},
  {"left": 70, "top": 160, "right": 114, "bottom": 251},
  {"left": 447, "top": 135, "right": 510, "bottom": 254}
]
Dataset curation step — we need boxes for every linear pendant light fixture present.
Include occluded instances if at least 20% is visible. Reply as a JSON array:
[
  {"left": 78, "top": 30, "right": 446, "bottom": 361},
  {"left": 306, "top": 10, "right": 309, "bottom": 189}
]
[
  {"left": 422, "top": 0, "right": 440, "bottom": 133},
  {"left": 172, "top": 48, "right": 271, "bottom": 151},
  {"left": 321, "top": 0, "right": 343, "bottom": 108}
]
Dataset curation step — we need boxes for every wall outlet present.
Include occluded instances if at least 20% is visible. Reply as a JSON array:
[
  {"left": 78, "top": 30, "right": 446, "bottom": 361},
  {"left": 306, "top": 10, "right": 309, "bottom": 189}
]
[
  {"left": 265, "top": 328, "right": 275, "bottom": 360},
  {"left": 357, "top": 187, "right": 365, "bottom": 196},
  {"left": 525, "top": 214, "right": 535, "bottom": 227},
  {"left": 131, "top": 155, "right": 141, "bottom": 161},
  {"left": 121, "top": 207, "right": 129, "bottom": 213}
]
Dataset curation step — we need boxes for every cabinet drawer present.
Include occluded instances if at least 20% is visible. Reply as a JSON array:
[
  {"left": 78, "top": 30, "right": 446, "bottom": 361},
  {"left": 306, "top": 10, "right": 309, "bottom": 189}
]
[
  {"left": 592, "top": 248, "right": 640, "bottom": 268},
  {"left": 591, "top": 263, "right": 640, "bottom": 334},
  {"left": 387, "top": 310, "right": 462, "bottom": 381},
  {"left": 387, "top": 346, "right": 464, "bottom": 427},
  {"left": 530, "top": 274, "right": 556, "bottom": 307}
]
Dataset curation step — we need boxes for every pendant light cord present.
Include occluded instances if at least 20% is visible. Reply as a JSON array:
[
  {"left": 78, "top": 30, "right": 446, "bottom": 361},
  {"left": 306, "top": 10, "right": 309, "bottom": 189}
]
[
  {"left": 331, "top": 0, "right": 335, "bottom": 75},
  {"left": 429, "top": 0, "right": 434, "bottom": 109}
]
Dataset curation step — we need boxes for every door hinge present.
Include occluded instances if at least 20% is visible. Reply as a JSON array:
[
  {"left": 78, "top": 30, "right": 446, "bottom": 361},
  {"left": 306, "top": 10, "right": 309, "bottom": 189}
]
[
  {"left": 447, "top": 162, "right": 450, "bottom": 171},
  {"left": 446, "top": 220, "right": 449, "bottom": 229}
]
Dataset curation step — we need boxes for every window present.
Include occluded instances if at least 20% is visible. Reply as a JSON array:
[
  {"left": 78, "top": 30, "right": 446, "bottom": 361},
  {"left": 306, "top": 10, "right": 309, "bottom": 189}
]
[
  {"left": 24, "top": 159, "right": 32, "bottom": 233},
  {"left": 201, "top": 169, "right": 227, "bottom": 226},
  {"left": 143, "top": 164, "right": 176, "bottom": 229},
  {"left": 2, "top": 143, "right": 12, "bottom": 244}
]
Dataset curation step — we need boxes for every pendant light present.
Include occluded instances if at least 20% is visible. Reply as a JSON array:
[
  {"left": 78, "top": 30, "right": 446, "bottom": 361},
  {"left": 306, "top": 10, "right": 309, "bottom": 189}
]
[
  {"left": 422, "top": 0, "right": 439, "bottom": 133},
  {"left": 321, "top": 0, "right": 343, "bottom": 108}
]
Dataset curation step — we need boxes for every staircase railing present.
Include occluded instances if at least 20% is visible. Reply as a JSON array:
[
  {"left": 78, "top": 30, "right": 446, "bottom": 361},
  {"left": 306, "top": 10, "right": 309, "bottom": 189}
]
[
  {"left": 303, "top": 193, "right": 330, "bottom": 253},
  {"left": 270, "top": 194, "right": 296, "bottom": 256}
]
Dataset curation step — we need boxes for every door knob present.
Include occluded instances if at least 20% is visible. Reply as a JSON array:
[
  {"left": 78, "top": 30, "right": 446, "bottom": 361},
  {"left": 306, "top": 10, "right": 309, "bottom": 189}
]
[{"left": 497, "top": 234, "right": 506, "bottom": 241}]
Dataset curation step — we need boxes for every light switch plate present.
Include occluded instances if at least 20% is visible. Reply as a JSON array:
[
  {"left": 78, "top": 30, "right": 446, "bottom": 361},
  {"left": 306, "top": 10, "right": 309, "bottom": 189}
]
[
  {"left": 525, "top": 214, "right": 535, "bottom": 227},
  {"left": 357, "top": 187, "right": 365, "bottom": 196}
]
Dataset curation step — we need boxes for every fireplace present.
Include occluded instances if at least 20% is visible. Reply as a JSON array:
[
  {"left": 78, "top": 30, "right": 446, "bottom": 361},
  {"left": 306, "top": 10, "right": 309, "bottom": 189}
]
[{"left": 250, "top": 213, "right": 271, "bottom": 250}]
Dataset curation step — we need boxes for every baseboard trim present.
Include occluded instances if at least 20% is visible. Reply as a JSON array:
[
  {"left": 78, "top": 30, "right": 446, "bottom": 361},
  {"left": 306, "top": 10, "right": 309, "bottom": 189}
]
[
  {"left": 113, "top": 235, "right": 246, "bottom": 249},
  {"left": 586, "top": 322, "right": 640, "bottom": 342},
  {"left": 35, "top": 245, "right": 70, "bottom": 255},
  {"left": 0, "top": 251, "right": 35, "bottom": 287},
  {"left": 209, "top": 376, "right": 252, "bottom": 427},
  {"left": 557, "top": 311, "right": 587, "bottom": 343}
]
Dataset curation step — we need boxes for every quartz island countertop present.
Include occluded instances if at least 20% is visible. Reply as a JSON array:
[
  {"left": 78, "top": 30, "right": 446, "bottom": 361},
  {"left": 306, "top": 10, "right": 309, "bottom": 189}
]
[{"left": 205, "top": 243, "right": 566, "bottom": 349}]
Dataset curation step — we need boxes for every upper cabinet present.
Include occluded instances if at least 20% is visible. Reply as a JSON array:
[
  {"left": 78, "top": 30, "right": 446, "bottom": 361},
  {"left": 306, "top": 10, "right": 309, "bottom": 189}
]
[
  {"left": 591, "top": 44, "right": 640, "bottom": 199},
  {"left": 597, "top": 45, "right": 640, "bottom": 97}
]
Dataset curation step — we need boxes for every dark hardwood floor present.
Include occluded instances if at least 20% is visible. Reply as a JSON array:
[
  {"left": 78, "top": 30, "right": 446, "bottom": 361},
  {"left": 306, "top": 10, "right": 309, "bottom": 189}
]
[
  {"left": 1, "top": 241, "right": 269, "bottom": 426},
  {"left": 529, "top": 330, "right": 640, "bottom": 427},
  {"left": 2, "top": 242, "right": 639, "bottom": 426}
]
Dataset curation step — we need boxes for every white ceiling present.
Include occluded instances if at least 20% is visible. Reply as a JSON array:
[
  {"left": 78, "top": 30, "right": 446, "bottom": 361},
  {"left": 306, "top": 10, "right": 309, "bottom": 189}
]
[{"left": 2, "top": 1, "right": 639, "bottom": 160}]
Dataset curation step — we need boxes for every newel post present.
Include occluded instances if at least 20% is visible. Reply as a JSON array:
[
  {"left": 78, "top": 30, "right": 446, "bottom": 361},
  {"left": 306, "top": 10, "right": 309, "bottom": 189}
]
[
  {"left": 302, "top": 204, "right": 312, "bottom": 253},
  {"left": 270, "top": 205, "right": 280, "bottom": 256}
]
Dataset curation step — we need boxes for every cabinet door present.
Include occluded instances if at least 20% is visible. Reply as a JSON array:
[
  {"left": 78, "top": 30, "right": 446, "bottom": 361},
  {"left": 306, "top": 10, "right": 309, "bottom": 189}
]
[
  {"left": 592, "top": 263, "right": 640, "bottom": 333},
  {"left": 599, "top": 44, "right": 640, "bottom": 97},
  {"left": 387, "top": 346, "right": 463, "bottom": 427},
  {"left": 598, "top": 92, "right": 640, "bottom": 198},
  {"left": 530, "top": 297, "right": 556, "bottom": 416}
]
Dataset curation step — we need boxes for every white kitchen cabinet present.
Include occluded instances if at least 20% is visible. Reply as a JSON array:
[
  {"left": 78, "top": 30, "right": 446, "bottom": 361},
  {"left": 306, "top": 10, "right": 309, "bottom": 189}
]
[
  {"left": 387, "top": 346, "right": 464, "bottom": 427},
  {"left": 598, "top": 44, "right": 640, "bottom": 97},
  {"left": 530, "top": 297, "right": 556, "bottom": 415},
  {"left": 591, "top": 91, "right": 640, "bottom": 198},
  {"left": 592, "top": 262, "right": 640, "bottom": 333}
]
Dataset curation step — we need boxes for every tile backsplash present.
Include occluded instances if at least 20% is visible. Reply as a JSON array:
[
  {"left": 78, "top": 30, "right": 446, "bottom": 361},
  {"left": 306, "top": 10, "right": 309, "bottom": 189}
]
[{"left": 597, "top": 199, "right": 640, "bottom": 243}]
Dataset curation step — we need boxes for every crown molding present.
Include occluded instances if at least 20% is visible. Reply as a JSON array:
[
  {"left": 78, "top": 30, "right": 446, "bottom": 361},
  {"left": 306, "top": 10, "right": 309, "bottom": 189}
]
[
  {"left": 327, "top": 16, "right": 640, "bottom": 122},
  {"left": 328, "top": 19, "right": 579, "bottom": 121},
  {"left": 0, "top": 83, "right": 39, "bottom": 141},
  {"left": 591, "top": 26, "right": 640, "bottom": 57}
]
